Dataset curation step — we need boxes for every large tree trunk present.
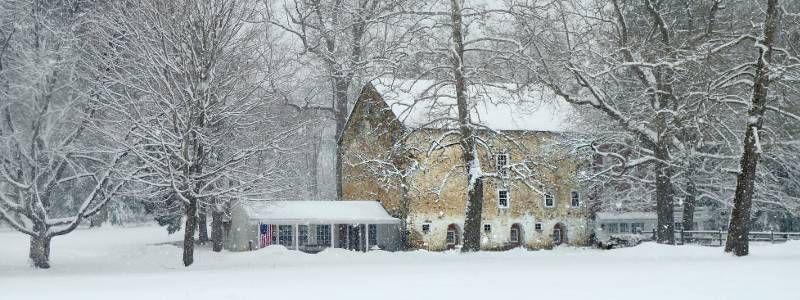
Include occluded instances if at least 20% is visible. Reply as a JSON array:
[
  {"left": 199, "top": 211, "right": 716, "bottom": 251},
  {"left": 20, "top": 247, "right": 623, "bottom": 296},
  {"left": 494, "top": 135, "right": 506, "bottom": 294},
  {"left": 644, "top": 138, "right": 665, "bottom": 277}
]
[
  {"left": 197, "top": 205, "right": 209, "bottom": 244},
  {"left": 211, "top": 209, "right": 224, "bottom": 252},
  {"left": 683, "top": 180, "right": 696, "bottom": 231},
  {"left": 449, "top": 0, "right": 483, "bottom": 252},
  {"left": 29, "top": 234, "right": 51, "bottom": 269},
  {"left": 462, "top": 177, "right": 484, "bottom": 252},
  {"left": 334, "top": 76, "right": 349, "bottom": 200},
  {"left": 183, "top": 198, "right": 197, "bottom": 266},
  {"left": 726, "top": 0, "right": 779, "bottom": 256},
  {"left": 654, "top": 144, "right": 675, "bottom": 244}
]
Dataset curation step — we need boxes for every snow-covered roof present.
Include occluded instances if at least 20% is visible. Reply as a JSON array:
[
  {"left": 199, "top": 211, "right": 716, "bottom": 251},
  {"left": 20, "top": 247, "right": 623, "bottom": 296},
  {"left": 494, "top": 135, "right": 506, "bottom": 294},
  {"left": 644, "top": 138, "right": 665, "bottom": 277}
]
[
  {"left": 371, "top": 78, "right": 576, "bottom": 132},
  {"left": 242, "top": 201, "right": 401, "bottom": 225},
  {"left": 596, "top": 212, "right": 657, "bottom": 221}
]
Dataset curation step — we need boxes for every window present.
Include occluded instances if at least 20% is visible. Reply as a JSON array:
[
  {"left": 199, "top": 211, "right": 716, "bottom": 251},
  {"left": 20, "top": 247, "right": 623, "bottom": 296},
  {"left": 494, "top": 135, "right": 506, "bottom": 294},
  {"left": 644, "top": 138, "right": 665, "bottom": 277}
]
[
  {"left": 368, "top": 224, "right": 378, "bottom": 246},
  {"left": 484, "top": 224, "right": 492, "bottom": 232},
  {"left": 446, "top": 224, "right": 459, "bottom": 247},
  {"left": 544, "top": 192, "right": 555, "bottom": 208},
  {"left": 631, "top": 223, "right": 643, "bottom": 234},
  {"left": 364, "top": 101, "right": 372, "bottom": 115},
  {"left": 510, "top": 225, "right": 520, "bottom": 243},
  {"left": 570, "top": 191, "right": 580, "bottom": 207},
  {"left": 553, "top": 226, "right": 563, "bottom": 245},
  {"left": 298, "top": 225, "right": 309, "bottom": 246},
  {"left": 422, "top": 224, "right": 431, "bottom": 234},
  {"left": 446, "top": 231, "right": 456, "bottom": 245},
  {"left": 498, "top": 189, "right": 509, "bottom": 208},
  {"left": 316, "top": 225, "right": 331, "bottom": 246},
  {"left": 619, "top": 223, "right": 629, "bottom": 233},
  {"left": 608, "top": 223, "right": 619, "bottom": 233},
  {"left": 278, "top": 225, "right": 293, "bottom": 247},
  {"left": 535, "top": 223, "right": 543, "bottom": 231},
  {"left": 496, "top": 153, "right": 509, "bottom": 176}
]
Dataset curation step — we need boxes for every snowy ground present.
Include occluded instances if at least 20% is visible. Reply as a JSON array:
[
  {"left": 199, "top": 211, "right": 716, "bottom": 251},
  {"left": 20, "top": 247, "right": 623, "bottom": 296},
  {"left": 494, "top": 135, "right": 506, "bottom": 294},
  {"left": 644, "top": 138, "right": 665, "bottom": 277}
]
[{"left": 1, "top": 226, "right": 798, "bottom": 300}]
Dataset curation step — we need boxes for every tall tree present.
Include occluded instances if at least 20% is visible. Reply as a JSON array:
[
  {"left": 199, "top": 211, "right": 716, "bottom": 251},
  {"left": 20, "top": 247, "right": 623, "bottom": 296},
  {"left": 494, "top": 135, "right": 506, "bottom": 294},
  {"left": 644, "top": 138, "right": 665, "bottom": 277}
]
[
  {"left": 95, "top": 0, "right": 300, "bottom": 266},
  {"left": 0, "top": 0, "right": 125, "bottom": 268},
  {"left": 269, "top": 0, "right": 407, "bottom": 199},
  {"left": 519, "top": 0, "right": 763, "bottom": 243},
  {"left": 725, "top": 0, "right": 781, "bottom": 256}
]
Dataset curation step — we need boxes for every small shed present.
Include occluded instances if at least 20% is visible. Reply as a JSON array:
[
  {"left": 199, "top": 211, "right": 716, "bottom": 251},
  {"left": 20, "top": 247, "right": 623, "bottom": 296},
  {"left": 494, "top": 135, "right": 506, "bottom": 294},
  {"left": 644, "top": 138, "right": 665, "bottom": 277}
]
[{"left": 224, "top": 200, "right": 403, "bottom": 252}]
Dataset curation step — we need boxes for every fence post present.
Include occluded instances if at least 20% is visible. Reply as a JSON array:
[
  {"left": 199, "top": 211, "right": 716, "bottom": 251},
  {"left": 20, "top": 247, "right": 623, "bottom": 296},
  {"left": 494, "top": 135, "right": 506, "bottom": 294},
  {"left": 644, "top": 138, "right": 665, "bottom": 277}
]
[
  {"left": 718, "top": 230, "right": 723, "bottom": 247},
  {"left": 771, "top": 231, "right": 775, "bottom": 244},
  {"left": 680, "top": 228, "right": 685, "bottom": 245},
  {"left": 652, "top": 228, "right": 656, "bottom": 241}
]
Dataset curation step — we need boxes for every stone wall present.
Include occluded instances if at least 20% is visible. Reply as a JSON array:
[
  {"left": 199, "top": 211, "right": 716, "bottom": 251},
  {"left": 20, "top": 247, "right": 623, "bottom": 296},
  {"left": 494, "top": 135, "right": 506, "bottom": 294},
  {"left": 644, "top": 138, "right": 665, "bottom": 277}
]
[{"left": 341, "top": 84, "right": 590, "bottom": 250}]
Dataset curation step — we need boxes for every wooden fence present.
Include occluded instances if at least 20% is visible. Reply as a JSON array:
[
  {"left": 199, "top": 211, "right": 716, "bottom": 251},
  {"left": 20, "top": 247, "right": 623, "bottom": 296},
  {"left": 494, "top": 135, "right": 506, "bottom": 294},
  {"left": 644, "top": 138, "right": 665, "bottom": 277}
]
[{"left": 640, "top": 229, "right": 800, "bottom": 246}]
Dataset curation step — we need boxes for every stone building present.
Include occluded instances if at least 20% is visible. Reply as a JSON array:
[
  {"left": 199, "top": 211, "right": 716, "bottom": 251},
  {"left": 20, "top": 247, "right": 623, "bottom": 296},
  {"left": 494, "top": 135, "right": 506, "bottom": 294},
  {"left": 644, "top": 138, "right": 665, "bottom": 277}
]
[{"left": 340, "top": 79, "right": 590, "bottom": 251}]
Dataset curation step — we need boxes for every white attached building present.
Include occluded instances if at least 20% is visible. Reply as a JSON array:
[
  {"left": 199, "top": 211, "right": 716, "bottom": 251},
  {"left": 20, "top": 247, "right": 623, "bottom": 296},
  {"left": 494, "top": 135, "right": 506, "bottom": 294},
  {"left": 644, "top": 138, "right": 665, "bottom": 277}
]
[
  {"left": 224, "top": 201, "right": 403, "bottom": 252},
  {"left": 595, "top": 207, "right": 717, "bottom": 240}
]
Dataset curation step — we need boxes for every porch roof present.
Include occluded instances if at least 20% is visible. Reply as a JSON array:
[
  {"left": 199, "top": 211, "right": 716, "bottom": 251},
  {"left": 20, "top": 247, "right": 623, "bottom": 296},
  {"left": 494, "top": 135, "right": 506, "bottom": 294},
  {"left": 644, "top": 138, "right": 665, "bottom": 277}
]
[{"left": 242, "top": 200, "right": 402, "bottom": 225}]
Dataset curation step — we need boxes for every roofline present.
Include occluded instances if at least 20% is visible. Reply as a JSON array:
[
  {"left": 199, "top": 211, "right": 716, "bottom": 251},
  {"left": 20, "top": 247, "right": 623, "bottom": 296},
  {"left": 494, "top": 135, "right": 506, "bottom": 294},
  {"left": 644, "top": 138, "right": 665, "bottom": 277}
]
[
  {"left": 340, "top": 82, "right": 574, "bottom": 145},
  {"left": 337, "top": 82, "right": 382, "bottom": 146},
  {"left": 248, "top": 218, "right": 402, "bottom": 225}
]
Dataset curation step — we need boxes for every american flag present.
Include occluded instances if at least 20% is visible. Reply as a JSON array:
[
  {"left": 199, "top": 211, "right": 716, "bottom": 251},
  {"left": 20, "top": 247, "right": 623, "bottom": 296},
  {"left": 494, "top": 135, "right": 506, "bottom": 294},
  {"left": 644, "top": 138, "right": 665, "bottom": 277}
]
[{"left": 259, "top": 223, "right": 272, "bottom": 248}]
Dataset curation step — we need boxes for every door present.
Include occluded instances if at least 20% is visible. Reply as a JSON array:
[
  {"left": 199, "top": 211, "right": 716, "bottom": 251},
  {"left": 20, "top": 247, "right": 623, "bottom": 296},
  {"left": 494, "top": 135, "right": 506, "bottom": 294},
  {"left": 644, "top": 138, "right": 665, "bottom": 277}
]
[{"left": 446, "top": 224, "right": 460, "bottom": 250}]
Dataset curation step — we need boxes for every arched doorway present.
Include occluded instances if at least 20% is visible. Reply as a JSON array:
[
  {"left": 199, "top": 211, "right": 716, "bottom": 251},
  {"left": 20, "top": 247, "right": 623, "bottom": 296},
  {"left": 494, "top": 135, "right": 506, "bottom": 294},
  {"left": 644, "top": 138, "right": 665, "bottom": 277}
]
[
  {"left": 553, "top": 223, "right": 567, "bottom": 246},
  {"left": 510, "top": 223, "right": 523, "bottom": 247},
  {"left": 446, "top": 224, "right": 461, "bottom": 250}
]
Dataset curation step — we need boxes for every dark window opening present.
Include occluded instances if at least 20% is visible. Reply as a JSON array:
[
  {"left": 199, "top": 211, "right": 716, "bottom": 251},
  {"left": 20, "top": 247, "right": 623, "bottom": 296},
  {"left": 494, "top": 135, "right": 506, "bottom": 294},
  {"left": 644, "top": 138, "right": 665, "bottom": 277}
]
[
  {"left": 496, "top": 154, "right": 509, "bottom": 176},
  {"left": 544, "top": 192, "right": 555, "bottom": 207},
  {"left": 316, "top": 225, "right": 331, "bottom": 246},
  {"left": 368, "top": 224, "right": 378, "bottom": 246},
  {"left": 498, "top": 189, "right": 509, "bottom": 208},
  {"left": 278, "top": 225, "right": 293, "bottom": 247},
  {"left": 571, "top": 191, "right": 580, "bottom": 207}
]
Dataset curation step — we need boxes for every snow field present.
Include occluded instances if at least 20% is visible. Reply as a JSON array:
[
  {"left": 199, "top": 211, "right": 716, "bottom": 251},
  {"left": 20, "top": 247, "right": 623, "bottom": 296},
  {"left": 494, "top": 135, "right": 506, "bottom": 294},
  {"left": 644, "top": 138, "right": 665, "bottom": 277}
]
[{"left": 1, "top": 225, "right": 798, "bottom": 300}]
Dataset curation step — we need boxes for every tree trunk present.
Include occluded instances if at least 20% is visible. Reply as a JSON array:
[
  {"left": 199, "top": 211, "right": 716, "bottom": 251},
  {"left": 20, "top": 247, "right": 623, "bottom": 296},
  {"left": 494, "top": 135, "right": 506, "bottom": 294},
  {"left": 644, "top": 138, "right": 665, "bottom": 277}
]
[
  {"left": 90, "top": 206, "right": 108, "bottom": 227},
  {"left": 449, "top": 0, "right": 483, "bottom": 253},
  {"left": 462, "top": 177, "right": 484, "bottom": 252},
  {"left": 211, "top": 209, "right": 224, "bottom": 252},
  {"left": 334, "top": 76, "right": 349, "bottom": 200},
  {"left": 29, "top": 234, "right": 51, "bottom": 269},
  {"left": 726, "top": 0, "right": 779, "bottom": 256},
  {"left": 197, "top": 205, "right": 209, "bottom": 244},
  {"left": 183, "top": 198, "right": 197, "bottom": 266},
  {"left": 654, "top": 144, "right": 675, "bottom": 244},
  {"left": 683, "top": 180, "right": 696, "bottom": 231},
  {"left": 398, "top": 175, "right": 411, "bottom": 250}
]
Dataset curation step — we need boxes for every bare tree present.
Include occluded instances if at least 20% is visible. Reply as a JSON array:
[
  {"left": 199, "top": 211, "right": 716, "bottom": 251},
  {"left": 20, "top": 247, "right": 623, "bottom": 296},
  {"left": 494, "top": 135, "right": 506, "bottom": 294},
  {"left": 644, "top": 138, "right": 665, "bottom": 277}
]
[
  {"left": 725, "top": 0, "right": 781, "bottom": 256},
  {"left": 95, "top": 0, "right": 301, "bottom": 266},
  {"left": 0, "top": 0, "right": 125, "bottom": 268},
  {"left": 518, "top": 0, "right": 764, "bottom": 244},
  {"left": 268, "top": 0, "right": 409, "bottom": 199},
  {"left": 521, "top": 0, "right": 800, "bottom": 249}
]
